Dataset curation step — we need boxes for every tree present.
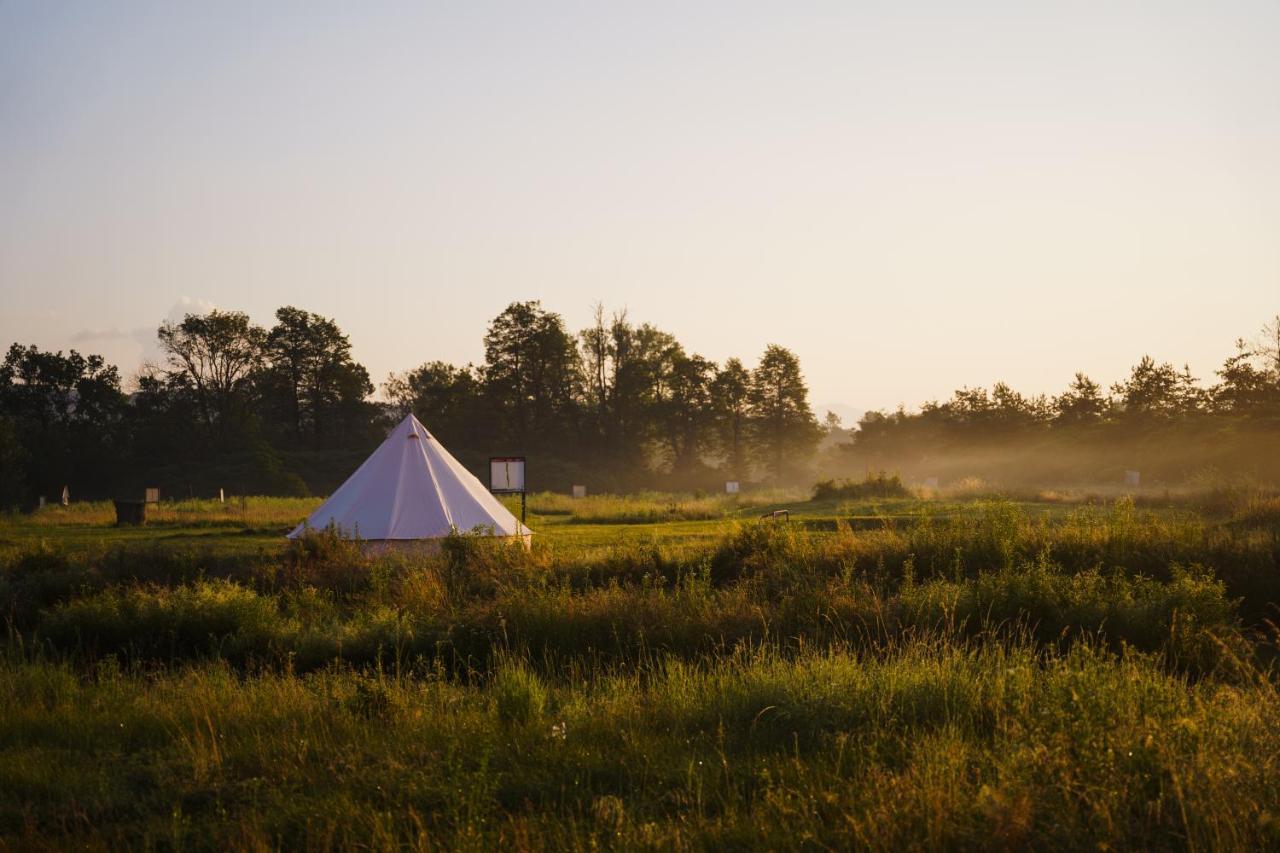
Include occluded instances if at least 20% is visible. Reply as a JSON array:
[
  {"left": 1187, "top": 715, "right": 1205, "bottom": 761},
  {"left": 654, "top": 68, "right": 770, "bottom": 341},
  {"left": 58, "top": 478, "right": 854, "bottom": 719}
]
[
  {"left": 0, "top": 344, "right": 126, "bottom": 499},
  {"left": 156, "top": 310, "right": 265, "bottom": 442},
  {"left": 580, "top": 303, "right": 612, "bottom": 428},
  {"left": 748, "top": 344, "right": 821, "bottom": 482},
  {"left": 711, "top": 358, "right": 752, "bottom": 478},
  {"left": 654, "top": 350, "right": 715, "bottom": 474},
  {"left": 1053, "top": 373, "right": 1108, "bottom": 426},
  {"left": 384, "top": 361, "right": 484, "bottom": 446},
  {"left": 989, "top": 383, "right": 1050, "bottom": 430},
  {"left": 1214, "top": 337, "right": 1280, "bottom": 416},
  {"left": 1253, "top": 315, "right": 1280, "bottom": 377},
  {"left": 1110, "top": 356, "right": 1203, "bottom": 419},
  {"left": 261, "top": 307, "right": 373, "bottom": 446},
  {"left": 610, "top": 322, "right": 678, "bottom": 466},
  {"left": 482, "top": 301, "right": 582, "bottom": 447},
  {"left": 0, "top": 416, "right": 25, "bottom": 509}
]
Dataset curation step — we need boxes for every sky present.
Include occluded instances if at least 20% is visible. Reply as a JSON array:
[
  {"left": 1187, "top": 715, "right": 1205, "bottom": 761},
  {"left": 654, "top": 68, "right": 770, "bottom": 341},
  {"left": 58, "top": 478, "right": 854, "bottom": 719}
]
[{"left": 1, "top": 1, "right": 1277, "bottom": 418}]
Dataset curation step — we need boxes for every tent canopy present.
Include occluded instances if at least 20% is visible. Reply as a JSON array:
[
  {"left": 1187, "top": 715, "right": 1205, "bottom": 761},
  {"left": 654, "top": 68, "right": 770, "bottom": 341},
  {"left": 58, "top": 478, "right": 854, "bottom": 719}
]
[{"left": 289, "top": 414, "right": 530, "bottom": 542}]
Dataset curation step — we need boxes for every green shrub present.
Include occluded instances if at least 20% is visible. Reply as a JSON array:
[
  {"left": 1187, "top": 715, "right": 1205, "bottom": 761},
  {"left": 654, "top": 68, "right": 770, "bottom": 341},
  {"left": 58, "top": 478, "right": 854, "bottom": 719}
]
[
  {"left": 812, "top": 472, "right": 912, "bottom": 501},
  {"left": 491, "top": 660, "right": 547, "bottom": 726},
  {"left": 37, "top": 580, "right": 286, "bottom": 661}
]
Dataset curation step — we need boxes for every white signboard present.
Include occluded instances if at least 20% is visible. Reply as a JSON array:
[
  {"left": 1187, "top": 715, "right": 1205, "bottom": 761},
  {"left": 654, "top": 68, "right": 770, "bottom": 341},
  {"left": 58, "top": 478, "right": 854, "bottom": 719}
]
[
  {"left": 572, "top": 484, "right": 587, "bottom": 499},
  {"left": 1124, "top": 470, "right": 1140, "bottom": 487},
  {"left": 725, "top": 481, "right": 740, "bottom": 494},
  {"left": 490, "top": 457, "right": 526, "bottom": 493},
  {"left": 923, "top": 477, "right": 939, "bottom": 489}
]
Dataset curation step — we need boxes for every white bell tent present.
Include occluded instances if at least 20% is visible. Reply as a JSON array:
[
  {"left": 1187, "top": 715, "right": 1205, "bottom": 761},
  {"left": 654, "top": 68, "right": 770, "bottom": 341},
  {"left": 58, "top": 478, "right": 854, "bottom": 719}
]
[{"left": 289, "top": 414, "right": 531, "bottom": 549}]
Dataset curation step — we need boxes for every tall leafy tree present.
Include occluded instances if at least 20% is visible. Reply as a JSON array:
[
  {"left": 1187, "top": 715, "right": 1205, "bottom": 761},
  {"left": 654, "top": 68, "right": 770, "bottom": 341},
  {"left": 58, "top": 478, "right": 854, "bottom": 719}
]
[
  {"left": 0, "top": 344, "right": 126, "bottom": 499},
  {"left": 384, "top": 361, "right": 485, "bottom": 446},
  {"left": 1214, "top": 338, "right": 1280, "bottom": 415},
  {"left": 748, "top": 344, "right": 821, "bottom": 482},
  {"left": 1053, "top": 373, "right": 1108, "bottom": 425},
  {"left": 156, "top": 310, "right": 265, "bottom": 442},
  {"left": 578, "top": 308, "right": 692, "bottom": 474},
  {"left": 711, "top": 358, "right": 752, "bottom": 478},
  {"left": 610, "top": 321, "right": 677, "bottom": 467},
  {"left": 261, "top": 307, "right": 373, "bottom": 446},
  {"left": 482, "top": 301, "right": 582, "bottom": 448},
  {"left": 654, "top": 350, "right": 716, "bottom": 474},
  {"left": 1111, "top": 356, "right": 1204, "bottom": 419},
  {"left": 580, "top": 303, "right": 612, "bottom": 430}
]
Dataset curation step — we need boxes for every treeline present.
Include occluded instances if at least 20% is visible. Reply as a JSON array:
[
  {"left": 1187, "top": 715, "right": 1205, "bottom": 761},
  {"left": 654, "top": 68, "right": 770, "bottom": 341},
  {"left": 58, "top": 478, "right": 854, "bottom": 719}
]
[
  {"left": 834, "top": 317, "right": 1280, "bottom": 487},
  {"left": 384, "top": 304, "right": 821, "bottom": 491},
  {"left": 0, "top": 302, "right": 821, "bottom": 507},
  {"left": 5, "top": 306, "right": 1277, "bottom": 507}
]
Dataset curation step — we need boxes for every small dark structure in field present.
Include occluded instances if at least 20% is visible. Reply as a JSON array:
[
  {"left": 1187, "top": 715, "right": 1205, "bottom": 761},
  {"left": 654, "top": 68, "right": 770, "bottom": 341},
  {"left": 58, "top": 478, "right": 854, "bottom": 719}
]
[{"left": 113, "top": 500, "right": 148, "bottom": 526}]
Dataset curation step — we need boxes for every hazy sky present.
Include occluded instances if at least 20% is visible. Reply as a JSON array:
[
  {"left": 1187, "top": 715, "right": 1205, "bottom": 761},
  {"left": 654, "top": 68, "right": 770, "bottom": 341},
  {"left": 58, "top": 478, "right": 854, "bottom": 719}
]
[{"left": 2, "top": 1, "right": 1277, "bottom": 416}]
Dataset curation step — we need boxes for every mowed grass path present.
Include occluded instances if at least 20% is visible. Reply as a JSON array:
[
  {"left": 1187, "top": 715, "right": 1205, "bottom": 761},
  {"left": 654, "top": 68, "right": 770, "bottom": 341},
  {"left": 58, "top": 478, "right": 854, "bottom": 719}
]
[{"left": 0, "top": 491, "right": 1093, "bottom": 556}]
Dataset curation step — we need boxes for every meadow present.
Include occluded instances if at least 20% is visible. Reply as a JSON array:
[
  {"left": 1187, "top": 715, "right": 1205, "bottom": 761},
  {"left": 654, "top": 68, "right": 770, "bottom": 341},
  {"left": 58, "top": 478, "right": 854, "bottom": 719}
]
[{"left": 1, "top": 486, "right": 1279, "bottom": 850}]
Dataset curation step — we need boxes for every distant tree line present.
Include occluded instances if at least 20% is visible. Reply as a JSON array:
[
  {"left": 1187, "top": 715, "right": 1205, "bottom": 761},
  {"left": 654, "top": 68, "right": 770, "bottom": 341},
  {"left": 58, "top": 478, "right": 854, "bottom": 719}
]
[
  {"left": 4, "top": 306, "right": 1276, "bottom": 507},
  {"left": 0, "top": 302, "right": 820, "bottom": 507},
  {"left": 834, "top": 317, "right": 1280, "bottom": 486}
]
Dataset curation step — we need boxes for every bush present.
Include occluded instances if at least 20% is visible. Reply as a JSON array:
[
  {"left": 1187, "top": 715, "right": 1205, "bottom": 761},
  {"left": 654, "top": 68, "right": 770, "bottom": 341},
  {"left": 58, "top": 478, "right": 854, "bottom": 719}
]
[
  {"left": 37, "top": 580, "right": 286, "bottom": 661},
  {"left": 281, "top": 526, "right": 369, "bottom": 593},
  {"left": 812, "top": 472, "right": 912, "bottom": 501},
  {"left": 491, "top": 660, "right": 547, "bottom": 726}
]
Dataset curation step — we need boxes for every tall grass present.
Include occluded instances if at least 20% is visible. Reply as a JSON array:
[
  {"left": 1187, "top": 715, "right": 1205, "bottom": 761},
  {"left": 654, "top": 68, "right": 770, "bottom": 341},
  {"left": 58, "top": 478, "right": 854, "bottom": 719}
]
[
  {"left": 1, "top": 496, "right": 1278, "bottom": 848},
  {"left": 0, "top": 638, "right": 1277, "bottom": 849},
  {"left": 4, "top": 517, "right": 1254, "bottom": 679}
]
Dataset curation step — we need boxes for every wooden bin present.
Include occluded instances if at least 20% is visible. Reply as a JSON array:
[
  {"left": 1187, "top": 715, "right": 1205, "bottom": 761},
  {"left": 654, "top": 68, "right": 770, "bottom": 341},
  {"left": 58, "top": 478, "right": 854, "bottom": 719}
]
[{"left": 113, "top": 500, "right": 148, "bottom": 526}]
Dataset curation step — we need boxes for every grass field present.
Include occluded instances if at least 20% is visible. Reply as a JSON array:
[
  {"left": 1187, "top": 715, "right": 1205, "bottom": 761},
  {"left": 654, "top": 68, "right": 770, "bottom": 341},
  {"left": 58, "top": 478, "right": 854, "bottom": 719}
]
[{"left": 2, "top": 488, "right": 1279, "bottom": 849}]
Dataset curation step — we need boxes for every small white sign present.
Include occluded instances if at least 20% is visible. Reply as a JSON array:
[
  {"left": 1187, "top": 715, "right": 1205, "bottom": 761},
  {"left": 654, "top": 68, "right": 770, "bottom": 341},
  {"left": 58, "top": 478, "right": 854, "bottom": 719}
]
[
  {"left": 1124, "top": 470, "right": 1140, "bottom": 487},
  {"left": 725, "top": 481, "right": 740, "bottom": 494},
  {"left": 923, "top": 477, "right": 939, "bottom": 489},
  {"left": 490, "top": 457, "right": 526, "bottom": 492},
  {"left": 572, "top": 484, "right": 586, "bottom": 498}
]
